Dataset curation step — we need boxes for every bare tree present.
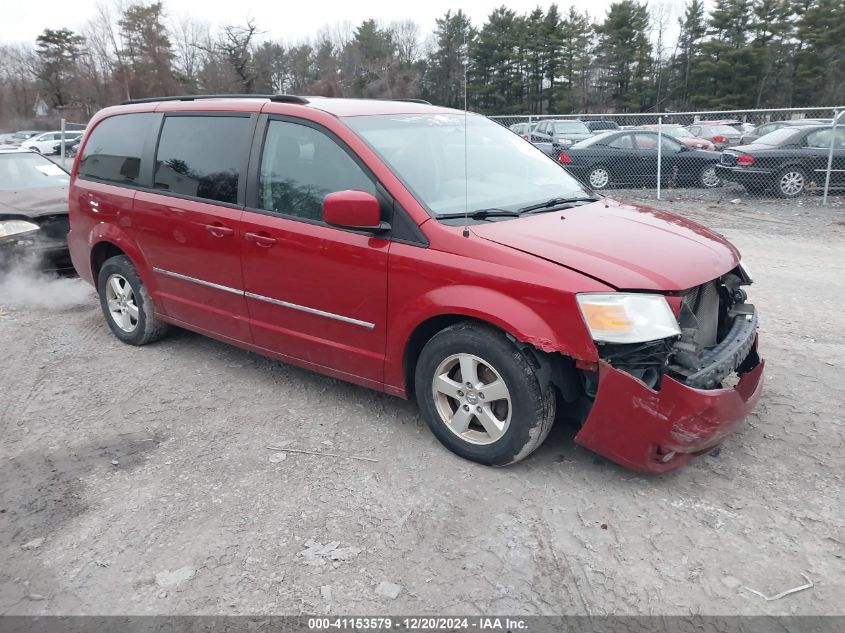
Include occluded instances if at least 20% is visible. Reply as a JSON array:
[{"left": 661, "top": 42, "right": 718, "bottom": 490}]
[
  {"left": 171, "top": 15, "right": 209, "bottom": 88},
  {"left": 390, "top": 20, "right": 422, "bottom": 66}
]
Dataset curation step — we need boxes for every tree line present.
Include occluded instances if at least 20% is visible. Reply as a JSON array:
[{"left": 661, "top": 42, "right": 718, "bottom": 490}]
[{"left": 1, "top": 0, "right": 843, "bottom": 127}]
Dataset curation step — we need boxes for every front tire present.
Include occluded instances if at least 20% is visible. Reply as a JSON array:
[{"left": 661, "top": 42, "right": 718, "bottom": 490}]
[
  {"left": 414, "top": 322, "right": 556, "bottom": 466},
  {"left": 97, "top": 255, "right": 169, "bottom": 345}
]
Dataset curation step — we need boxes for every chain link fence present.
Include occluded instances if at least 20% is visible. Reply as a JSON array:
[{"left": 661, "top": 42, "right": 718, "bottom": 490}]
[{"left": 491, "top": 108, "right": 845, "bottom": 204}]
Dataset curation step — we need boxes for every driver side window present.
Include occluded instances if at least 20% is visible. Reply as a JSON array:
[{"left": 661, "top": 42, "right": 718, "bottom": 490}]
[{"left": 258, "top": 120, "right": 376, "bottom": 221}]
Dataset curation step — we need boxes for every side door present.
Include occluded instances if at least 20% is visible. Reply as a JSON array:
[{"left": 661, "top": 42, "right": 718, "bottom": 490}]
[
  {"left": 630, "top": 132, "right": 669, "bottom": 184},
  {"left": 604, "top": 133, "right": 640, "bottom": 184},
  {"left": 804, "top": 127, "right": 845, "bottom": 187},
  {"left": 131, "top": 113, "right": 255, "bottom": 343},
  {"left": 240, "top": 116, "right": 390, "bottom": 386}
]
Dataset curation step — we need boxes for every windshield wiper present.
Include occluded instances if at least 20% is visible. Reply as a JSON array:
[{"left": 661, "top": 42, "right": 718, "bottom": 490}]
[
  {"left": 518, "top": 196, "right": 601, "bottom": 213},
  {"left": 436, "top": 208, "right": 521, "bottom": 220}
]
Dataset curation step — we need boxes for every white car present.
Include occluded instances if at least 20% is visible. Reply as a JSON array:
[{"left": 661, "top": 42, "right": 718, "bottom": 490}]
[{"left": 21, "top": 130, "right": 83, "bottom": 155}]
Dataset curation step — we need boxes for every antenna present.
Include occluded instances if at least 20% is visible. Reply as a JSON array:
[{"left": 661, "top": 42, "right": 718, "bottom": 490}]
[{"left": 462, "top": 24, "right": 470, "bottom": 238}]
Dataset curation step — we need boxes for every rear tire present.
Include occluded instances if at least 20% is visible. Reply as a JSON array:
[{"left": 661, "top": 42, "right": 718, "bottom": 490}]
[
  {"left": 97, "top": 255, "right": 169, "bottom": 345},
  {"left": 414, "top": 322, "right": 556, "bottom": 466},
  {"left": 699, "top": 163, "right": 722, "bottom": 188},
  {"left": 774, "top": 167, "right": 807, "bottom": 198},
  {"left": 587, "top": 165, "right": 611, "bottom": 190}
]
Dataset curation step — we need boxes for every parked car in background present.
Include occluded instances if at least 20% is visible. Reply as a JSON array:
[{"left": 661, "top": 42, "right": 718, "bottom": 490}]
[
  {"left": 686, "top": 123, "right": 743, "bottom": 149},
  {"left": 4, "top": 131, "right": 41, "bottom": 146},
  {"left": 716, "top": 125, "right": 845, "bottom": 198},
  {"left": 508, "top": 122, "right": 535, "bottom": 139},
  {"left": 0, "top": 133, "right": 16, "bottom": 145},
  {"left": 0, "top": 147, "right": 72, "bottom": 272},
  {"left": 54, "top": 136, "right": 82, "bottom": 158},
  {"left": 67, "top": 95, "right": 762, "bottom": 473},
  {"left": 21, "top": 130, "right": 84, "bottom": 155},
  {"left": 555, "top": 130, "right": 722, "bottom": 190},
  {"left": 637, "top": 124, "right": 716, "bottom": 150},
  {"left": 583, "top": 120, "right": 620, "bottom": 134},
  {"left": 739, "top": 119, "right": 831, "bottom": 145},
  {"left": 531, "top": 119, "right": 592, "bottom": 147}
]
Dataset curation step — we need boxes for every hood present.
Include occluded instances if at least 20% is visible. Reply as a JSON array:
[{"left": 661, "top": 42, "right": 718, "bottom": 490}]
[
  {"left": 0, "top": 186, "right": 69, "bottom": 219},
  {"left": 472, "top": 199, "right": 739, "bottom": 291}
]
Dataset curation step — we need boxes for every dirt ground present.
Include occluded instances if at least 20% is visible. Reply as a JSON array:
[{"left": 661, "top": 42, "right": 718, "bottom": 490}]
[{"left": 0, "top": 194, "right": 843, "bottom": 617}]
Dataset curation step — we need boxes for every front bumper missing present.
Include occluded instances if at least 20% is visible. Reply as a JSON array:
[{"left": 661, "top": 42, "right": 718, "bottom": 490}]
[{"left": 575, "top": 343, "right": 764, "bottom": 473}]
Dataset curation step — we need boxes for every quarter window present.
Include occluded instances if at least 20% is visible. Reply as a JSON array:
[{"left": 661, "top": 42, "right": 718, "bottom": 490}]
[
  {"left": 153, "top": 115, "right": 251, "bottom": 205},
  {"left": 258, "top": 120, "right": 375, "bottom": 221},
  {"left": 79, "top": 113, "right": 156, "bottom": 184}
]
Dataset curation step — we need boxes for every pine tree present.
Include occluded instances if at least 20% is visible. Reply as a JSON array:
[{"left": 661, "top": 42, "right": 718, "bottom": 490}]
[
  {"left": 35, "top": 28, "right": 85, "bottom": 107},
  {"left": 594, "top": 1, "right": 653, "bottom": 112},
  {"left": 423, "top": 10, "right": 474, "bottom": 109}
]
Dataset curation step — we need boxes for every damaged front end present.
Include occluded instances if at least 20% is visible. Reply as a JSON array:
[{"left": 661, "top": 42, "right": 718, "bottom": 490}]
[{"left": 575, "top": 266, "right": 764, "bottom": 473}]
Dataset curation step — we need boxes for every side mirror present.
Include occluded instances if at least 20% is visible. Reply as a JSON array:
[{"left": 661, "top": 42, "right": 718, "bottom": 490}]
[{"left": 323, "top": 190, "right": 389, "bottom": 232}]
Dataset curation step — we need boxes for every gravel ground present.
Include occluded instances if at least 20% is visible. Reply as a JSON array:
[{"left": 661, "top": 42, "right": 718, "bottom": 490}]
[{"left": 0, "top": 194, "right": 843, "bottom": 616}]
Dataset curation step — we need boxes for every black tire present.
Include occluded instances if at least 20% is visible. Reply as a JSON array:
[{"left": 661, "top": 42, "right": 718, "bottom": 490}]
[
  {"left": 586, "top": 164, "right": 611, "bottom": 190},
  {"left": 97, "top": 255, "right": 168, "bottom": 345},
  {"left": 699, "top": 163, "right": 722, "bottom": 188},
  {"left": 414, "top": 321, "right": 556, "bottom": 466},
  {"left": 774, "top": 166, "right": 807, "bottom": 198}
]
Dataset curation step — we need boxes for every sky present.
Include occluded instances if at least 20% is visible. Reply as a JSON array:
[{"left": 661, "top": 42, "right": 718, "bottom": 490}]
[{"left": 0, "top": 0, "right": 662, "bottom": 47}]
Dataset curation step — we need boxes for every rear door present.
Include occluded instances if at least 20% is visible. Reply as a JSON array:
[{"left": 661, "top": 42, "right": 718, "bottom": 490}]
[
  {"left": 74, "top": 113, "right": 158, "bottom": 265},
  {"left": 132, "top": 113, "right": 255, "bottom": 343},
  {"left": 804, "top": 127, "right": 845, "bottom": 187},
  {"left": 239, "top": 116, "right": 389, "bottom": 385}
]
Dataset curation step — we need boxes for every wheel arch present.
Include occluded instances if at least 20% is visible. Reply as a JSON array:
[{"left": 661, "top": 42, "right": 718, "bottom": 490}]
[
  {"left": 395, "top": 284, "right": 592, "bottom": 399},
  {"left": 90, "top": 241, "right": 127, "bottom": 282}
]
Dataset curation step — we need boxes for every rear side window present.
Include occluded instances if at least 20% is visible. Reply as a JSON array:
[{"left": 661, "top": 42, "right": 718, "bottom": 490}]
[
  {"left": 154, "top": 115, "right": 251, "bottom": 205},
  {"left": 79, "top": 113, "right": 156, "bottom": 184},
  {"left": 608, "top": 134, "right": 634, "bottom": 149}
]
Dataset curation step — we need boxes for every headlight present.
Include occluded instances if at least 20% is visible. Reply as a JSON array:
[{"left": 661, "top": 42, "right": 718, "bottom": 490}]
[
  {"left": 576, "top": 293, "right": 681, "bottom": 344},
  {"left": 0, "top": 220, "right": 39, "bottom": 239},
  {"left": 738, "top": 258, "right": 753, "bottom": 283}
]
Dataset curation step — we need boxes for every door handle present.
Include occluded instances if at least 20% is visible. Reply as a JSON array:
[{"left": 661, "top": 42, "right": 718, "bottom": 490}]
[
  {"left": 204, "top": 223, "right": 234, "bottom": 238},
  {"left": 244, "top": 232, "right": 277, "bottom": 247}
]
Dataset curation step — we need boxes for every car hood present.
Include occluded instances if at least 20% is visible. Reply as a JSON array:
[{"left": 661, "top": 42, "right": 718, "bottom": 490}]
[
  {"left": 472, "top": 199, "right": 739, "bottom": 291},
  {"left": 0, "top": 187, "right": 68, "bottom": 219}
]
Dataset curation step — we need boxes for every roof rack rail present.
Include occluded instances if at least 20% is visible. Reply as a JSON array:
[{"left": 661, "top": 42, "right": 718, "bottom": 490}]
[
  {"left": 391, "top": 98, "right": 432, "bottom": 105},
  {"left": 119, "top": 94, "right": 309, "bottom": 105}
]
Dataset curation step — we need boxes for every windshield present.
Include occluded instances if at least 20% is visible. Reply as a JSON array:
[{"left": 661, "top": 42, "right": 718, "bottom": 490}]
[
  {"left": 553, "top": 121, "right": 590, "bottom": 134},
  {"left": 344, "top": 114, "right": 591, "bottom": 217},
  {"left": 0, "top": 153, "right": 69, "bottom": 190}
]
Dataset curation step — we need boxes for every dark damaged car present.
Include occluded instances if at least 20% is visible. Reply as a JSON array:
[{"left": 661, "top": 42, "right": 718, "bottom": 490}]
[{"left": 0, "top": 148, "right": 73, "bottom": 272}]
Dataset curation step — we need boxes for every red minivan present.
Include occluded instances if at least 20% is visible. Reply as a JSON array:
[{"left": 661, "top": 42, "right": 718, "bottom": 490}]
[{"left": 67, "top": 96, "right": 764, "bottom": 473}]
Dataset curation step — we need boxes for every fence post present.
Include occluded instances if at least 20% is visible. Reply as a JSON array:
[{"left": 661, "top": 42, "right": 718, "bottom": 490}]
[
  {"left": 60, "top": 118, "right": 66, "bottom": 171},
  {"left": 656, "top": 116, "right": 663, "bottom": 200},
  {"left": 822, "top": 108, "right": 842, "bottom": 206}
]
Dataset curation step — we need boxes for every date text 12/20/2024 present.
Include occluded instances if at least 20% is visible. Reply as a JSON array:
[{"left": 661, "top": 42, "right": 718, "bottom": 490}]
[{"left": 308, "top": 617, "right": 528, "bottom": 630}]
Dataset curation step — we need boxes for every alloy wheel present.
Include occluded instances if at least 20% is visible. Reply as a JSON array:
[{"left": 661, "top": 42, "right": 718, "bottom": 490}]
[
  {"left": 779, "top": 170, "right": 805, "bottom": 196},
  {"left": 105, "top": 273, "right": 139, "bottom": 333},
  {"left": 589, "top": 167, "right": 610, "bottom": 189},
  {"left": 432, "top": 353, "right": 512, "bottom": 445},
  {"left": 701, "top": 165, "right": 721, "bottom": 188}
]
